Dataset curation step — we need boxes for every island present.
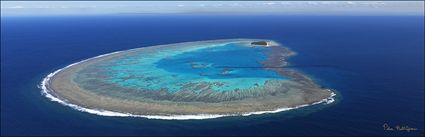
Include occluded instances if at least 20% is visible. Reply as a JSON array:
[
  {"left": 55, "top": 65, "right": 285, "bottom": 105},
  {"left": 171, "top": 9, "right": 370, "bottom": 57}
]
[
  {"left": 251, "top": 41, "right": 270, "bottom": 46},
  {"left": 41, "top": 39, "right": 335, "bottom": 120}
]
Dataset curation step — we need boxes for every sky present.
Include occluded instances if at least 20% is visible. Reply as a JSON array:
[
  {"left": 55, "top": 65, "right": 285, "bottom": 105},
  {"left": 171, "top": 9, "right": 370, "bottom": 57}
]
[{"left": 1, "top": 1, "right": 424, "bottom": 16}]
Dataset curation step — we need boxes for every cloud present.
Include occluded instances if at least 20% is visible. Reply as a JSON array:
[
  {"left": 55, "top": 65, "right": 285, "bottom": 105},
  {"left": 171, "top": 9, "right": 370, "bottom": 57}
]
[
  {"left": 8, "top": 6, "right": 24, "bottom": 9},
  {"left": 263, "top": 2, "right": 276, "bottom": 5}
]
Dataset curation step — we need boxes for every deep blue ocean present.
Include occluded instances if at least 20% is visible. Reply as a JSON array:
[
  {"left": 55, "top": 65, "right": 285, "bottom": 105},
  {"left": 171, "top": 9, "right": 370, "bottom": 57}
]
[{"left": 1, "top": 15, "right": 424, "bottom": 136}]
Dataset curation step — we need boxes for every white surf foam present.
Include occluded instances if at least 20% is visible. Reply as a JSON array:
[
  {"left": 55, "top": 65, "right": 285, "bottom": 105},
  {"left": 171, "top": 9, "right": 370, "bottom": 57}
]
[{"left": 39, "top": 51, "right": 337, "bottom": 120}]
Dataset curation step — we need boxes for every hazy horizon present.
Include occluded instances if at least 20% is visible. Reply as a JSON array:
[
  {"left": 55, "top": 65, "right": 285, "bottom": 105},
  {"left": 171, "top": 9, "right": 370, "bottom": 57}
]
[{"left": 1, "top": 1, "right": 424, "bottom": 16}]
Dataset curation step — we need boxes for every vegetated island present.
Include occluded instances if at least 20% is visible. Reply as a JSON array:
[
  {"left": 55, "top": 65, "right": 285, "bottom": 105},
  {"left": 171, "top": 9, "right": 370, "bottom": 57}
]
[{"left": 41, "top": 39, "right": 335, "bottom": 120}]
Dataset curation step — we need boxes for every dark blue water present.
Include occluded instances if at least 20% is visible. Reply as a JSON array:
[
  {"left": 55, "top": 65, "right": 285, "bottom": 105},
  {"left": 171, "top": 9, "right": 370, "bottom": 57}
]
[{"left": 1, "top": 15, "right": 423, "bottom": 136}]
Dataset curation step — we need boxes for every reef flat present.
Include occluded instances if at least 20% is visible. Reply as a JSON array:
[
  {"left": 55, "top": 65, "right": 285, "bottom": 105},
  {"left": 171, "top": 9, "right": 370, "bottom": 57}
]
[{"left": 43, "top": 39, "right": 334, "bottom": 119}]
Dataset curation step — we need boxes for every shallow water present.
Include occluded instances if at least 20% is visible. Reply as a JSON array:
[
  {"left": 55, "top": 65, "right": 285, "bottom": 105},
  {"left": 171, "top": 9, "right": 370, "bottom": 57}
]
[{"left": 102, "top": 43, "right": 285, "bottom": 92}]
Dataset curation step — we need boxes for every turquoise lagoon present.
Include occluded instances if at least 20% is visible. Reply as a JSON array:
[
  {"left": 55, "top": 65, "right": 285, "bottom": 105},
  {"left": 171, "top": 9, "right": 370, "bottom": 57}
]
[{"left": 101, "top": 42, "right": 286, "bottom": 93}]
